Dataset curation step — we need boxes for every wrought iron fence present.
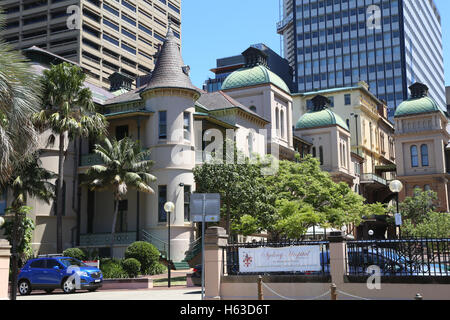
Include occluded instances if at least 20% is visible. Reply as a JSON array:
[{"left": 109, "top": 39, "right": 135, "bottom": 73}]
[
  {"left": 224, "top": 239, "right": 330, "bottom": 276},
  {"left": 346, "top": 238, "right": 450, "bottom": 277}
]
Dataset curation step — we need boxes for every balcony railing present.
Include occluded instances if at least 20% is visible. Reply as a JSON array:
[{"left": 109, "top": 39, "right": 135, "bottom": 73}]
[
  {"left": 80, "top": 232, "right": 136, "bottom": 246},
  {"left": 360, "top": 173, "right": 387, "bottom": 186}
]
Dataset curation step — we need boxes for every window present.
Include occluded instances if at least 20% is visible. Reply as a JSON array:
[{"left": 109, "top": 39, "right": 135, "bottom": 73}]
[
  {"left": 312, "top": 147, "right": 316, "bottom": 158},
  {"left": 46, "top": 259, "right": 61, "bottom": 269},
  {"left": 0, "top": 189, "right": 6, "bottom": 215},
  {"left": 424, "top": 185, "right": 432, "bottom": 192},
  {"left": 344, "top": 94, "right": 351, "bottom": 105},
  {"left": 421, "top": 144, "right": 429, "bottom": 167},
  {"left": 159, "top": 111, "right": 167, "bottom": 139},
  {"left": 319, "top": 146, "right": 324, "bottom": 165},
  {"left": 115, "top": 200, "right": 128, "bottom": 232},
  {"left": 248, "top": 131, "right": 254, "bottom": 155},
  {"left": 184, "top": 185, "right": 191, "bottom": 222},
  {"left": 158, "top": 186, "right": 167, "bottom": 222},
  {"left": 183, "top": 112, "right": 191, "bottom": 141},
  {"left": 411, "top": 145, "right": 419, "bottom": 167},
  {"left": 249, "top": 106, "right": 257, "bottom": 113},
  {"left": 280, "top": 110, "right": 285, "bottom": 138},
  {"left": 30, "top": 260, "right": 46, "bottom": 268},
  {"left": 115, "top": 125, "right": 129, "bottom": 140}
]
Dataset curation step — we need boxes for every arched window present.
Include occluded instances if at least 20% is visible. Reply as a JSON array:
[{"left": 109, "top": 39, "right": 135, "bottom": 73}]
[
  {"left": 424, "top": 185, "right": 431, "bottom": 192},
  {"left": 275, "top": 108, "right": 280, "bottom": 135},
  {"left": 421, "top": 144, "right": 429, "bottom": 167},
  {"left": 413, "top": 185, "right": 421, "bottom": 196},
  {"left": 319, "top": 146, "right": 324, "bottom": 165},
  {"left": 249, "top": 105, "right": 257, "bottom": 113},
  {"left": 411, "top": 145, "right": 419, "bottom": 167},
  {"left": 247, "top": 131, "right": 254, "bottom": 155}
]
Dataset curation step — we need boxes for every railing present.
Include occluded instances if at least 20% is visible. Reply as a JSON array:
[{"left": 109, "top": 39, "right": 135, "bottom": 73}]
[
  {"left": 79, "top": 232, "right": 136, "bottom": 246},
  {"left": 346, "top": 238, "right": 450, "bottom": 277},
  {"left": 184, "top": 237, "right": 202, "bottom": 261},
  {"left": 360, "top": 173, "right": 387, "bottom": 186},
  {"left": 141, "top": 229, "right": 168, "bottom": 258},
  {"left": 225, "top": 239, "right": 330, "bottom": 276}
]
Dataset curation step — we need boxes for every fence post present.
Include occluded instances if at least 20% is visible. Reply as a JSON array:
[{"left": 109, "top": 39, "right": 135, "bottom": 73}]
[
  {"left": 415, "top": 293, "right": 423, "bottom": 300},
  {"left": 0, "top": 239, "right": 11, "bottom": 300},
  {"left": 204, "top": 227, "right": 228, "bottom": 300},
  {"left": 328, "top": 231, "right": 347, "bottom": 286},
  {"left": 257, "top": 276, "right": 264, "bottom": 300},
  {"left": 330, "top": 283, "right": 337, "bottom": 300}
]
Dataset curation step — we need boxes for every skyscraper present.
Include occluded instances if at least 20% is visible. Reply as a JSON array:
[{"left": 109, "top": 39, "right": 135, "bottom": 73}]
[
  {"left": 278, "top": 0, "right": 446, "bottom": 119},
  {"left": 1, "top": 0, "right": 181, "bottom": 90}
]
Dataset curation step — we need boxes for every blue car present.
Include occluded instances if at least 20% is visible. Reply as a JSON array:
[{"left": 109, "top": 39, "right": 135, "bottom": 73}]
[{"left": 18, "top": 256, "right": 103, "bottom": 295}]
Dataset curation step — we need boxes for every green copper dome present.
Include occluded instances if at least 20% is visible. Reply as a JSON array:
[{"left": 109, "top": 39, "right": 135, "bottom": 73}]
[
  {"left": 296, "top": 108, "right": 349, "bottom": 131},
  {"left": 394, "top": 96, "right": 444, "bottom": 117},
  {"left": 221, "top": 65, "right": 290, "bottom": 93}
]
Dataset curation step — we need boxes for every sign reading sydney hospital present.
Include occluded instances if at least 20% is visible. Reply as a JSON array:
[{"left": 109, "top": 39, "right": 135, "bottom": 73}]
[{"left": 238, "top": 246, "right": 322, "bottom": 273}]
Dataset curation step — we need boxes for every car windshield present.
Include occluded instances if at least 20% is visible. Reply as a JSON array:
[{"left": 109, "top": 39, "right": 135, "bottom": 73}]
[{"left": 59, "top": 258, "right": 87, "bottom": 267}]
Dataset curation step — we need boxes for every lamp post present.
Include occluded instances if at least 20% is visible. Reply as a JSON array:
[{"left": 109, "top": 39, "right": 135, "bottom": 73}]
[
  {"left": 389, "top": 180, "right": 404, "bottom": 239},
  {"left": 368, "top": 229, "right": 374, "bottom": 241},
  {"left": 164, "top": 201, "right": 175, "bottom": 288},
  {"left": 0, "top": 216, "right": 4, "bottom": 227}
]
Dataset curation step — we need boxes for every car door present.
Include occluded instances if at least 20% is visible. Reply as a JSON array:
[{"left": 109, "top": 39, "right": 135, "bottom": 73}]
[
  {"left": 29, "top": 259, "right": 47, "bottom": 285},
  {"left": 44, "top": 259, "right": 64, "bottom": 285}
]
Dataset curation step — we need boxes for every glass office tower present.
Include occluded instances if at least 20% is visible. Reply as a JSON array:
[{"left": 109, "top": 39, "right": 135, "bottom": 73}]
[{"left": 278, "top": 0, "right": 445, "bottom": 120}]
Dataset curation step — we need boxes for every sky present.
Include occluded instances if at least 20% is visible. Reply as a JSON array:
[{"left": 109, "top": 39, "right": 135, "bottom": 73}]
[{"left": 182, "top": 0, "right": 450, "bottom": 89}]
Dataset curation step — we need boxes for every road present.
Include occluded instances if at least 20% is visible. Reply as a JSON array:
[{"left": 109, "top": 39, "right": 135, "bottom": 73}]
[{"left": 17, "top": 287, "right": 202, "bottom": 300}]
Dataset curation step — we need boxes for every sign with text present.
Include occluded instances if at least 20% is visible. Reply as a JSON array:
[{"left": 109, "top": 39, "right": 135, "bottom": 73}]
[
  {"left": 190, "top": 193, "right": 221, "bottom": 223},
  {"left": 238, "top": 246, "right": 322, "bottom": 273}
]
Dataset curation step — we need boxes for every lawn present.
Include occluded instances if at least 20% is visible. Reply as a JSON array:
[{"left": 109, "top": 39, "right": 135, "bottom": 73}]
[{"left": 153, "top": 276, "right": 187, "bottom": 287}]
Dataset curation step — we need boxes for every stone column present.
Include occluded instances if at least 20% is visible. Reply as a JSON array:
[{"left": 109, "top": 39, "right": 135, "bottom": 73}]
[
  {"left": 0, "top": 239, "right": 11, "bottom": 300},
  {"left": 204, "top": 227, "right": 228, "bottom": 300},
  {"left": 328, "top": 231, "right": 347, "bottom": 286}
]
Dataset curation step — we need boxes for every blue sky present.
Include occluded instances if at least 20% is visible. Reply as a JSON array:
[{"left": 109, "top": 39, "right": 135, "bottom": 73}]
[{"left": 182, "top": 0, "right": 450, "bottom": 89}]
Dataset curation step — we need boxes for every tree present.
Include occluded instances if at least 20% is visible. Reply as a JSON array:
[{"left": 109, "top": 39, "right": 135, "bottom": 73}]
[
  {"left": 33, "top": 62, "right": 107, "bottom": 253},
  {"left": 259, "top": 156, "right": 373, "bottom": 239},
  {"left": 193, "top": 156, "right": 275, "bottom": 238},
  {"left": 0, "top": 153, "right": 55, "bottom": 300},
  {"left": 402, "top": 212, "right": 450, "bottom": 238},
  {"left": 84, "top": 137, "right": 156, "bottom": 254},
  {"left": 399, "top": 189, "right": 439, "bottom": 225},
  {"left": 0, "top": 14, "right": 41, "bottom": 184}
]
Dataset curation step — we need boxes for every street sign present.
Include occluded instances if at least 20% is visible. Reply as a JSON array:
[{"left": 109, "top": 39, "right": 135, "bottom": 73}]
[
  {"left": 395, "top": 213, "right": 402, "bottom": 226},
  {"left": 190, "top": 193, "right": 221, "bottom": 223}
]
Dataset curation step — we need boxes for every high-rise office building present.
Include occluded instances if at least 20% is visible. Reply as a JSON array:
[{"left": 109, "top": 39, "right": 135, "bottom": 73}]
[
  {"left": 278, "top": 0, "right": 446, "bottom": 119},
  {"left": 0, "top": 0, "right": 181, "bottom": 89}
]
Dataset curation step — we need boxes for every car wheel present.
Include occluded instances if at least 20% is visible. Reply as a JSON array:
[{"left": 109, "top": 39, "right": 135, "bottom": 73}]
[
  {"left": 45, "top": 289, "right": 54, "bottom": 294},
  {"left": 62, "top": 278, "right": 76, "bottom": 294},
  {"left": 18, "top": 280, "right": 32, "bottom": 296}
]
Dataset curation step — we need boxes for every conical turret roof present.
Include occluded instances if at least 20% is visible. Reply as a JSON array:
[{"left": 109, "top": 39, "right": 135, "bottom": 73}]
[{"left": 143, "top": 27, "right": 200, "bottom": 96}]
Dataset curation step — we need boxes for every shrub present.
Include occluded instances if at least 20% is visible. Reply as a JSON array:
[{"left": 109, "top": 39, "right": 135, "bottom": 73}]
[
  {"left": 148, "top": 262, "right": 167, "bottom": 275},
  {"left": 100, "top": 258, "right": 128, "bottom": 279},
  {"left": 121, "top": 258, "right": 141, "bottom": 278},
  {"left": 63, "top": 248, "right": 86, "bottom": 261},
  {"left": 124, "top": 242, "right": 160, "bottom": 274}
]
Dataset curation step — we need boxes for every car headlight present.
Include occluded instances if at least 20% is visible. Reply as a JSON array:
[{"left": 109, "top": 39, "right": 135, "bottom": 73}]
[{"left": 77, "top": 271, "right": 89, "bottom": 277}]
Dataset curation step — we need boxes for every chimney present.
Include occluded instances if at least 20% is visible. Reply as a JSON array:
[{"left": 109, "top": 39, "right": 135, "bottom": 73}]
[
  {"left": 409, "top": 82, "right": 429, "bottom": 98},
  {"left": 311, "top": 95, "right": 330, "bottom": 111},
  {"left": 242, "top": 47, "right": 269, "bottom": 68},
  {"left": 108, "top": 72, "right": 133, "bottom": 92}
]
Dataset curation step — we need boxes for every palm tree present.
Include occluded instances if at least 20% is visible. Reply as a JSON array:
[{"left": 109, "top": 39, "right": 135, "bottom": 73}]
[
  {"left": 33, "top": 62, "right": 107, "bottom": 253},
  {"left": 1, "top": 153, "right": 56, "bottom": 300},
  {"left": 84, "top": 137, "right": 156, "bottom": 255},
  {"left": 0, "top": 14, "right": 41, "bottom": 184}
]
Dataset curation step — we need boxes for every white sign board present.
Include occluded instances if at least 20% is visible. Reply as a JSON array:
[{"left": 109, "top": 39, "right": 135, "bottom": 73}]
[
  {"left": 190, "top": 193, "right": 221, "bottom": 223},
  {"left": 395, "top": 213, "right": 402, "bottom": 226},
  {"left": 238, "top": 246, "right": 322, "bottom": 273}
]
